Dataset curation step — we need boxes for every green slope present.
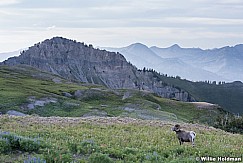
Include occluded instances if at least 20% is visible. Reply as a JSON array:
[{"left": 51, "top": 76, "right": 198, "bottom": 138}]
[
  {"left": 0, "top": 65, "right": 224, "bottom": 124},
  {"left": 0, "top": 116, "right": 242, "bottom": 162},
  {"left": 151, "top": 71, "right": 243, "bottom": 115}
]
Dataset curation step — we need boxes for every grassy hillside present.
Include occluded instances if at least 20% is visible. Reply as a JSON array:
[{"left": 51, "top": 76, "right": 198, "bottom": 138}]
[
  {"left": 0, "top": 65, "right": 224, "bottom": 124},
  {"left": 0, "top": 65, "right": 242, "bottom": 162},
  {"left": 151, "top": 71, "right": 243, "bottom": 114},
  {"left": 0, "top": 116, "right": 242, "bottom": 162}
]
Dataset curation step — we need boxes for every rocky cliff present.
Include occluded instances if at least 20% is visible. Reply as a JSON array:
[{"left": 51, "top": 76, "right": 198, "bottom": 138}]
[{"left": 2, "top": 37, "right": 194, "bottom": 101}]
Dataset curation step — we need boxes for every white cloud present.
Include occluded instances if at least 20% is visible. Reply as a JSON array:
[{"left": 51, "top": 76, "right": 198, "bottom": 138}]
[
  {"left": 0, "top": 0, "right": 20, "bottom": 6},
  {"left": 46, "top": 25, "right": 56, "bottom": 30},
  {"left": 1, "top": 26, "right": 243, "bottom": 52},
  {"left": 165, "top": 17, "right": 243, "bottom": 26},
  {"left": 218, "top": 0, "right": 243, "bottom": 5},
  {"left": 0, "top": 0, "right": 243, "bottom": 52}
]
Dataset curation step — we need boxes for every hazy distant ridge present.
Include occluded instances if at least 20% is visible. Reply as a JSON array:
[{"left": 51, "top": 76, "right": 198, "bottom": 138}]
[{"left": 104, "top": 43, "right": 243, "bottom": 82}]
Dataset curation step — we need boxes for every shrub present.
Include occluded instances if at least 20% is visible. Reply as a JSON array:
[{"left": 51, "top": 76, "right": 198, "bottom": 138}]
[
  {"left": 0, "top": 131, "right": 46, "bottom": 153},
  {"left": 123, "top": 147, "right": 138, "bottom": 155},
  {"left": 144, "top": 151, "right": 163, "bottom": 162},
  {"left": 89, "top": 153, "right": 113, "bottom": 163},
  {"left": 24, "top": 156, "right": 46, "bottom": 163},
  {"left": 105, "top": 148, "right": 125, "bottom": 159},
  {"left": 43, "top": 148, "right": 72, "bottom": 163},
  {"left": 214, "top": 115, "right": 243, "bottom": 134},
  {"left": 77, "top": 139, "right": 99, "bottom": 155},
  {"left": 174, "top": 147, "right": 185, "bottom": 156},
  {"left": 0, "top": 131, "right": 20, "bottom": 150},
  {"left": 0, "top": 137, "right": 11, "bottom": 153},
  {"left": 68, "top": 142, "right": 78, "bottom": 153},
  {"left": 19, "top": 137, "right": 42, "bottom": 152}
]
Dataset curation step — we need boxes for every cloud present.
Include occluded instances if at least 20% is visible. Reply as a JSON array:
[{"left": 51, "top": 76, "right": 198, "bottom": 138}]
[
  {"left": 165, "top": 17, "right": 243, "bottom": 26},
  {"left": 0, "top": 0, "right": 20, "bottom": 6},
  {"left": 0, "top": 0, "right": 243, "bottom": 52},
  {"left": 46, "top": 25, "right": 56, "bottom": 30},
  {"left": 218, "top": 0, "right": 243, "bottom": 5},
  {"left": 1, "top": 26, "right": 243, "bottom": 52}
]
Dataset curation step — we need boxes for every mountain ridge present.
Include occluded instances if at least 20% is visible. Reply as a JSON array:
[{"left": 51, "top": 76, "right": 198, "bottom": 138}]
[
  {"left": 2, "top": 37, "right": 243, "bottom": 114},
  {"left": 1, "top": 37, "right": 194, "bottom": 102},
  {"left": 104, "top": 43, "right": 243, "bottom": 82}
]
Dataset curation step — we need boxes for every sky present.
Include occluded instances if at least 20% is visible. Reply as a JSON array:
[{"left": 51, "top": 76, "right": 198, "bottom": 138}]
[{"left": 0, "top": 0, "right": 243, "bottom": 53}]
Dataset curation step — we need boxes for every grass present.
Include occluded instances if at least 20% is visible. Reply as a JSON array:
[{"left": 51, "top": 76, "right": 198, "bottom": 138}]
[
  {"left": 0, "top": 115, "right": 242, "bottom": 162},
  {"left": 1, "top": 65, "right": 239, "bottom": 162},
  {"left": 143, "top": 95, "right": 225, "bottom": 124},
  {"left": 152, "top": 71, "right": 243, "bottom": 114},
  {"left": 0, "top": 65, "right": 225, "bottom": 125}
]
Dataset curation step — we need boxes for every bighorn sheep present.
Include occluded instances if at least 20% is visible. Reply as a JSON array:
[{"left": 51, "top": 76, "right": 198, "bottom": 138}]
[{"left": 171, "top": 124, "right": 196, "bottom": 146}]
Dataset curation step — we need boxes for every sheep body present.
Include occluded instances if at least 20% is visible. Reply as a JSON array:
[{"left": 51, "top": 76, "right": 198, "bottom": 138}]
[
  {"left": 190, "top": 131, "right": 196, "bottom": 141},
  {"left": 172, "top": 124, "right": 196, "bottom": 146}
]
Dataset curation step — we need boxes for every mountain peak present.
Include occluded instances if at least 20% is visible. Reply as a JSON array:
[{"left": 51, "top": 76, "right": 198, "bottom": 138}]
[
  {"left": 44, "top": 36, "right": 75, "bottom": 44},
  {"left": 129, "top": 43, "right": 148, "bottom": 49},
  {"left": 2, "top": 37, "right": 193, "bottom": 102},
  {"left": 234, "top": 44, "right": 243, "bottom": 52},
  {"left": 169, "top": 44, "right": 181, "bottom": 49}
]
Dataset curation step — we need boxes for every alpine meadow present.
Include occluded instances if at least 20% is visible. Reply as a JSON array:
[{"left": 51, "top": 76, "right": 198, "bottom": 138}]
[{"left": 0, "top": 37, "right": 242, "bottom": 162}]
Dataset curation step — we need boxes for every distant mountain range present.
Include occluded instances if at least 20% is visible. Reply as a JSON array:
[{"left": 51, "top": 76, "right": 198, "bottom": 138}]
[
  {"left": 1, "top": 37, "right": 243, "bottom": 114},
  {"left": 0, "top": 50, "right": 21, "bottom": 62},
  {"left": 103, "top": 43, "right": 243, "bottom": 82},
  {"left": 2, "top": 42, "right": 243, "bottom": 82}
]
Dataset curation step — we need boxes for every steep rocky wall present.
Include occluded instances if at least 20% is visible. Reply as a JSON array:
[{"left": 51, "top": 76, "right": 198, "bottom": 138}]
[{"left": 2, "top": 37, "right": 194, "bottom": 101}]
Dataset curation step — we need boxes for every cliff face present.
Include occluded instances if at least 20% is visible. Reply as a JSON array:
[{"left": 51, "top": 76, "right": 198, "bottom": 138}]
[{"left": 2, "top": 37, "right": 194, "bottom": 101}]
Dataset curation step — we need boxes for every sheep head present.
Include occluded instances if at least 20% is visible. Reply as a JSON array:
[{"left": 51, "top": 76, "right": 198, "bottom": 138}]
[{"left": 171, "top": 124, "right": 181, "bottom": 132}]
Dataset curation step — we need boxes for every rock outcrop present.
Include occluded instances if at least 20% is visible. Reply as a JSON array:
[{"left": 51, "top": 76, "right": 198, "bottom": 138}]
[
  {"left": 6, "top": 110, "right": 26, "bottom": 116},
  {"left": 2, "top": 37, "right": 194, "bottom": 101}
]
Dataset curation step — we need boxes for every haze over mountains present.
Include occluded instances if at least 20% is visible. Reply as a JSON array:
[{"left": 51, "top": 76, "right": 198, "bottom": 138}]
[{"left": 104, "top": 43, "right": 243, "bottom": 82}]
